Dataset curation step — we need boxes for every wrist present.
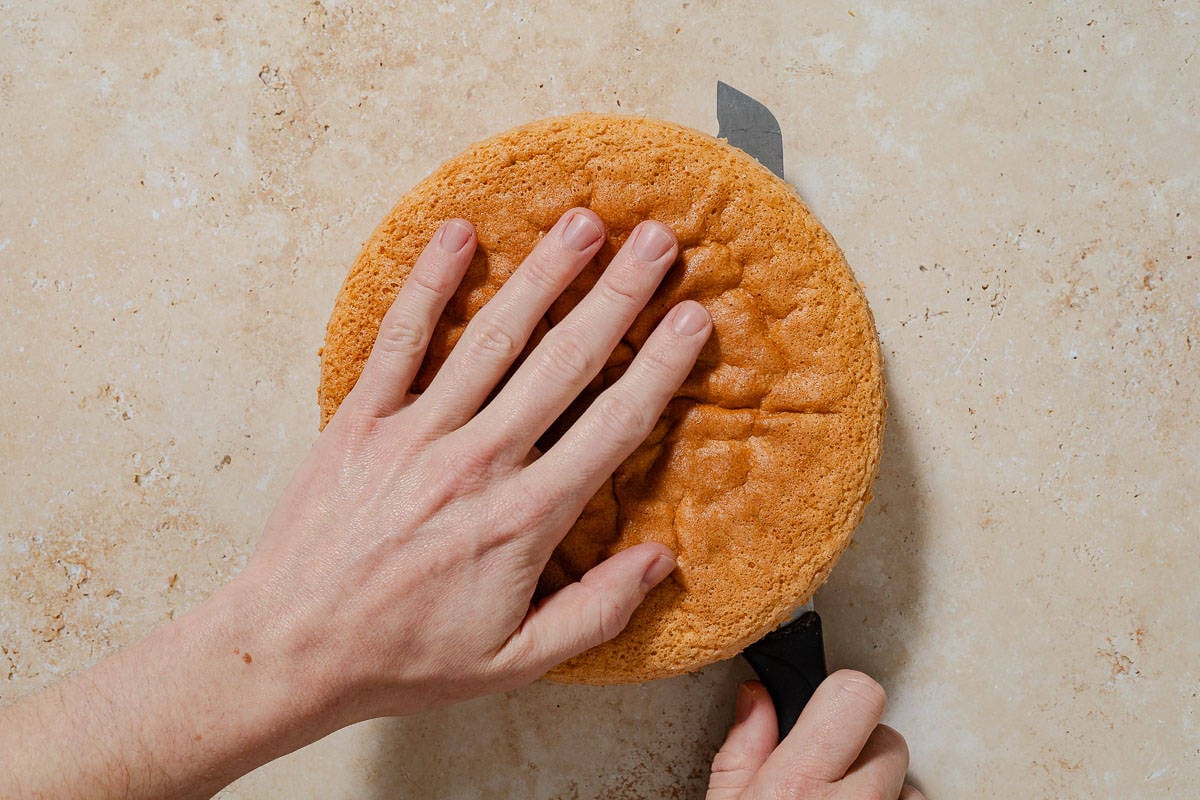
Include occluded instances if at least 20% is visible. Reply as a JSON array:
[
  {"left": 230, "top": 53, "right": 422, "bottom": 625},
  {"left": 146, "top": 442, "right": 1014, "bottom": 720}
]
[
  {"left": 0, "top": 574, "right": 355, "bottom": 800},
  {"left": 89, "top": 576, "right": 354, "bottom": 797},
  {"left": 189, "top": 575, "right": 356, "bottom": 753}
]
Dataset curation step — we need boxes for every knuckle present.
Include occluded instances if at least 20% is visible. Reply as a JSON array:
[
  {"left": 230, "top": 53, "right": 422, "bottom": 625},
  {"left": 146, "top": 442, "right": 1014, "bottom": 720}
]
[
  {"left": 324, "top": 405, "right": 384, "bottom": 443},
  {"left": 409, "top": 267, "right": 451, "bottom": 296},
  {"left": 632, "top": 345, "right": 678, "bottom": 379},
  {"left": 538, "top": 334, "right": 594, "bottom": 381},
  {"left": 376, "top": 316, "right": 426, "bottom": 355},
  {"left": 518, "top": 484, "right": 559, "bottom": 525},
  {"left": 484, "top": 515, "right": 527, "bottom": 547},
  {"left": 591, "top": 591, "right": 628, "bottom": 643},
  {"left": 709, "top": 743, "right": 756, "bottom": 778},
  {"left": 491, "top": 490, "right": 555, "bottom": 544},
  {"left": 436, "top": 437, "right": 507, "bottom": 494},
  {"left": 469, "top": 317, "right": 522, "bottom": 360},
  {"left": 521, "top": 251, "right": 569, "bottom": 293},
  {"left": 705, "top": 773, "right": 752, "bottom": 795},
  {"left": 595, "top": 390, "right": 654, "bottom": 440},
  {"left": 597, "top": 269, "right": 643, "bottom": 306}
]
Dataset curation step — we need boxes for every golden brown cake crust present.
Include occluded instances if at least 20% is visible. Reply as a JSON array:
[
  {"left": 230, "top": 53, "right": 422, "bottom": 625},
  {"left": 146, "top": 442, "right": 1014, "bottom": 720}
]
[{"left": 318, "top": 113, "right": 884, "bottom": 684}]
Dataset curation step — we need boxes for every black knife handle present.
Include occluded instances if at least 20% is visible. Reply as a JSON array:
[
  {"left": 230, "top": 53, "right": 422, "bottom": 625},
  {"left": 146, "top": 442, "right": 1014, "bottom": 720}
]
[{"left": 742, "top": 610, "right": 828, "bottom": 740}]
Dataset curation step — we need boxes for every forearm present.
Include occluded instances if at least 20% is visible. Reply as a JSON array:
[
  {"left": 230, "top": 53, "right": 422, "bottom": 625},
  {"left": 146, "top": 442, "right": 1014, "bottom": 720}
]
[
  {"left": 0, "top": 582, "right": 340, "bottom": 800},
  {"left": 0, "top": 211, "right": 705, "bottom": 796}
]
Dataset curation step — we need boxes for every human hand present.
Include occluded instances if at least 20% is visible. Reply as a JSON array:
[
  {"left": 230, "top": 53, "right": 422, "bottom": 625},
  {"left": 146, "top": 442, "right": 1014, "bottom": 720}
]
[
  {"left": 707, "top": 671, "right": 923, "bottom": 800},
  {"left": 232, "top": 208, "right": 711, "bottom": 724},
  {"left": 0, "top": 209, "right": 712, "bottom": 800}
]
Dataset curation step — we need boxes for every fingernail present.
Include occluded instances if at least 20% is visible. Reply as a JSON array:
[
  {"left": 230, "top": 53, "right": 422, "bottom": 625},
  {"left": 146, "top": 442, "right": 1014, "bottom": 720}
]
[
  {"left": 562, "top": 212, "right": 603, "bottom": 251},
  {"left": 439, "top": 219, "right": 472, "bottom": 253},
  {"left": 632, "top": 221, "right": 675, "bottom": 261},
  {"left": 671, "top": 301, "right": 710, "bottom": 336},
  {"left": 640, "top": 553, "right": 676, "bottom": 592},
  {"left": 735, "top": 683, "right": 754, "bottom": 723}
]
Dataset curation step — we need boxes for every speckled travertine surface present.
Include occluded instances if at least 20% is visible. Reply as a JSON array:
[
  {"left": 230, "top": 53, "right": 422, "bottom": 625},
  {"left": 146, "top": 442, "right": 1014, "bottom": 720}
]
[{"left": 1, "top": 2, "right": 1196, "bottom": 798}]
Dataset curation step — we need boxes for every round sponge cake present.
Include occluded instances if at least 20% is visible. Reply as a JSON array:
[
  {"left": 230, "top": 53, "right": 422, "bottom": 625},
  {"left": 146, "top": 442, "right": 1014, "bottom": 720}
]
[{"left": 318, "top": 114, "right": 884, "bottom": 684}]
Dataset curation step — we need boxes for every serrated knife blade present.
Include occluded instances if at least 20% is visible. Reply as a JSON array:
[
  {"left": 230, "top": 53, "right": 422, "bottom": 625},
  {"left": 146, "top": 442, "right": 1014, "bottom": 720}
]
[{"left": 717, "top": 80, "right": 785, "bottom": 181}]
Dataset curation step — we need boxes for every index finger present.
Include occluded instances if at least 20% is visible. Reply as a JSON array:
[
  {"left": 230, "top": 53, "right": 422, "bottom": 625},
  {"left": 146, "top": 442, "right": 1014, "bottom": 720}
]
[{"left": 755, "top": 670, "right": 888, "bottom": 787}]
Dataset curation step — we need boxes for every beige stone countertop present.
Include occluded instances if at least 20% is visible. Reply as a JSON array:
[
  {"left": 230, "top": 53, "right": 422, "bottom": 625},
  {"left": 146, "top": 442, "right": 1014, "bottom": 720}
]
[{"left": 2, "top": 2, "right": 1196, "bottom": 798}]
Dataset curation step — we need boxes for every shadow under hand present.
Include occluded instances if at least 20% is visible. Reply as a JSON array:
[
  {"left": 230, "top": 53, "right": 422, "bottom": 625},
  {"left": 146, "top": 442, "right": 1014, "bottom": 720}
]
[
  {"left": 818, "top": 361, "right": 929, "bottom": 682},
  {"left": 367, "top": 657, "right": 753, "bottom": 800}
]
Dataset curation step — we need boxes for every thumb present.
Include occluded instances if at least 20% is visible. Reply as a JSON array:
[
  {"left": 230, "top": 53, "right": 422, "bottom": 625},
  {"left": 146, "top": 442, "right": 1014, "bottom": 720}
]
[
  {"left": 501, "top": 543, "right": 675, "bottom": 673},
  {"left": 706, "top": 682, "right": 778, "bottom": 800}
]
